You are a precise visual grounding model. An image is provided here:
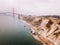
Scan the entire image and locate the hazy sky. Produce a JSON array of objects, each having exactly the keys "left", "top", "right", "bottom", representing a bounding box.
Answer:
[{"left": 0, "top": 0, "right": 60, "bottom": 15}]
